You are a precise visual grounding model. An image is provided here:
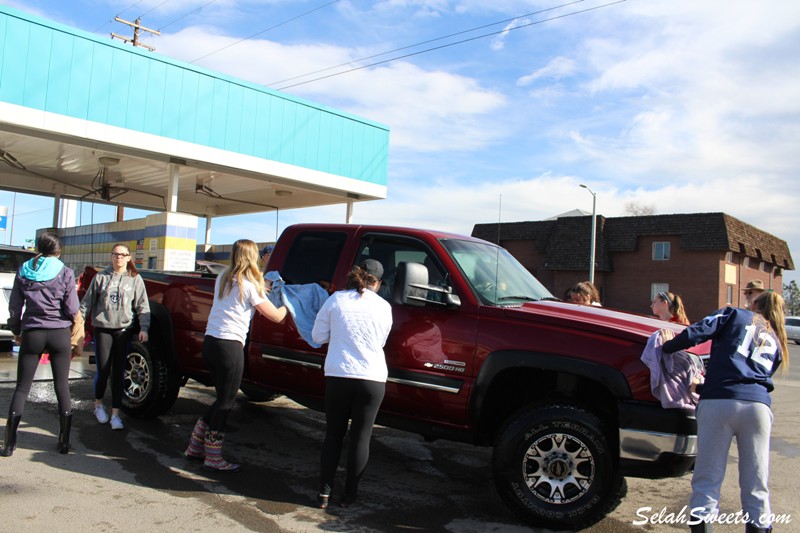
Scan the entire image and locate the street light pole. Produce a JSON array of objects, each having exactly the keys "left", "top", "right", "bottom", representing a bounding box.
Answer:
[{"left": 579, "top": 184, "right": 596, "bottom": 284}]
